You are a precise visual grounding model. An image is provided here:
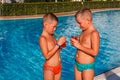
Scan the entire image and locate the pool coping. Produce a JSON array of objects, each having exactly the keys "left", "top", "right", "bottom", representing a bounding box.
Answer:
[
  {"left": 0, "top": 8, "right": 120, "bottom": 20},
  {"left": 94, "top": 67, "right": 120, "bottom": 80}
]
